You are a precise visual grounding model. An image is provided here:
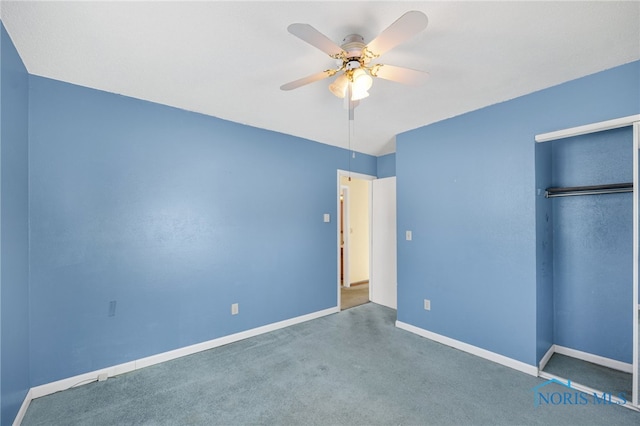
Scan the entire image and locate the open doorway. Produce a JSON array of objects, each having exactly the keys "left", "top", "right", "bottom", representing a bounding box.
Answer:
[{"left": 337, "top": 171, "right": 374, "bottom": 310}]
